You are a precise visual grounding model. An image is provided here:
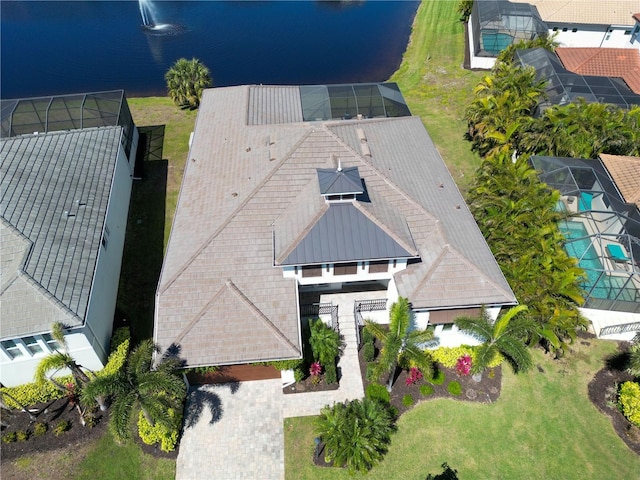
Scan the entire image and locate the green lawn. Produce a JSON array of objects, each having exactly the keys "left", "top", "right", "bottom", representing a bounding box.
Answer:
[
  {"left": 390, "top": 0, "right": 484, "bottom": 189},
  {"left": 73, "top": 431, "right": 176, "bottom": 480},
  {"left": 285, "top": 338, "right": 640, "bottom": 479}
]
